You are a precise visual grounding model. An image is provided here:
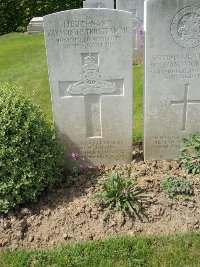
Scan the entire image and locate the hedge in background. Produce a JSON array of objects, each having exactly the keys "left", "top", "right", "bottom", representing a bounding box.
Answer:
[
  {"left": 0, "top": 0, "right": 82, "bottom": 35},
  {"left": 0, "top": 0, "right": 24, "bottom": 35},
  {"left": 0, "top": 83, "right": 64, "bottom": 213}
]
